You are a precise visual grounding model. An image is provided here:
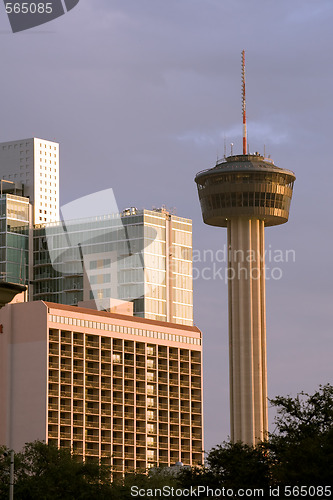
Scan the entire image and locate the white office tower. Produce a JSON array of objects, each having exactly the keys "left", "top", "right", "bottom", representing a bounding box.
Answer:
[{"left": 0, "top": 138, "right": 59, "bottom": 224}]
